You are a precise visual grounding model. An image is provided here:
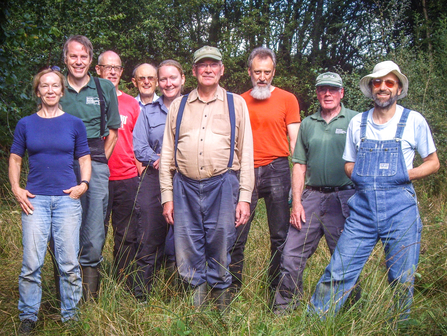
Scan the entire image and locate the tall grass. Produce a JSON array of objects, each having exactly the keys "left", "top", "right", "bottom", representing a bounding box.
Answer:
[{"left": 1, "top": 186, "right": 446, "bottom": 335}]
